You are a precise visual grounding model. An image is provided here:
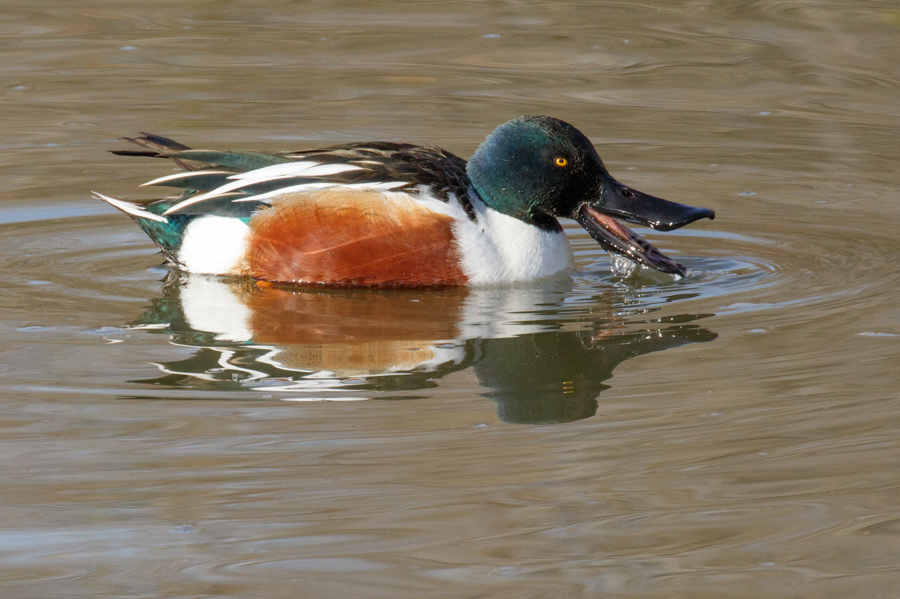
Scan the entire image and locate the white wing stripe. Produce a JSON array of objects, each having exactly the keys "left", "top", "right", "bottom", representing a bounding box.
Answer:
[
  {"left": 168, "top": 161, "right": 367, "bottom": 207},
  {"left": 140, "top": 170, "right": 233, "bottom": 187},
  {"left": 161, "top": 193, "right": 219, "bottom": 215},
  {"left": 232, "top": 182, "right": 338, "bottom": 202},
  {"left": 233, "top": 181, "right": 411, "bottom": 203},
  {"left": 346, "top": 181, "right": 409, "bottom": 190},
  {"left": 227, "top": 161, "right": 363, "bottom": 180},
  {"left": 226, "top": 161, "right": 318, "bottom": 179}
]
